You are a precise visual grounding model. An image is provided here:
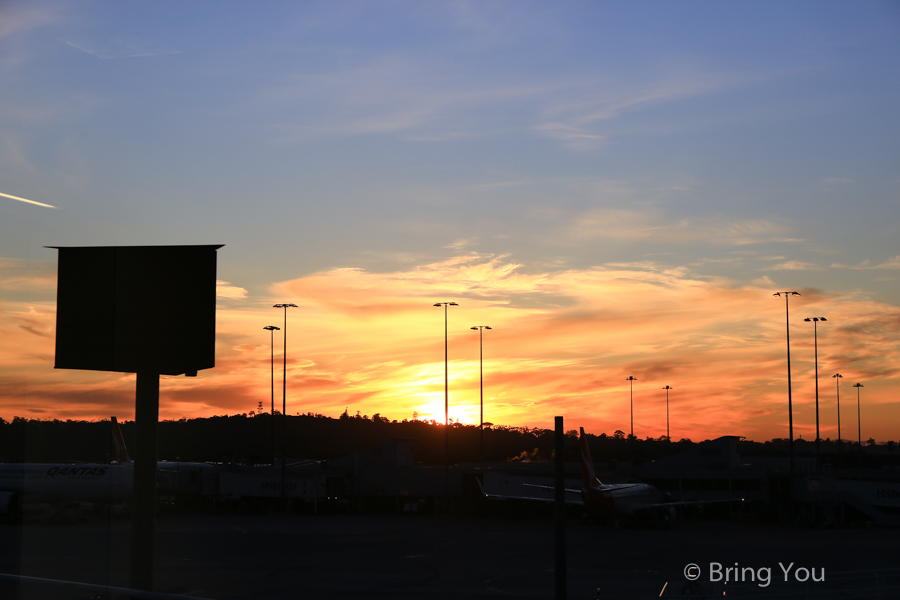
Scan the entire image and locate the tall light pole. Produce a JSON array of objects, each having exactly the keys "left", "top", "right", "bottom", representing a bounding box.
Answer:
[
  {"left": 662, "top": 386, "right": 673, "bottom": 441},
  {"left": 471, "top": 325, "right": 492, "bottom": 464},
  {"left": 434, "top": 301, "right": 458, "bottom": 511},
  {"left": 263, "top": 325, "right": 280, "bottom": 465},
  {"left": 853, "top": 382, "right": 864, "bottom": 466},
  {"left": 626, "top": 376, "right": 637, "bottom": 460},
  {"left": 833, "top": 373, "right": 843, "bottom": 463},
  {"left": 774, "top": 291, "right": 800, "bottom": 491},
  {"left": 804, "top": 317, "right": 827, "bottom": 460},
  {"left": 273, "top": 303, "right": 297, "bottom": 506}
]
